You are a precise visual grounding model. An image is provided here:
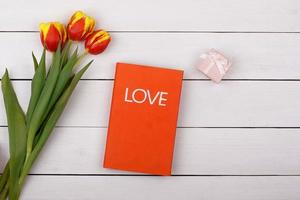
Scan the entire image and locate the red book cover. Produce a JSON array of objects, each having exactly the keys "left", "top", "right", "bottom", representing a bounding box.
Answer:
[{"left": 103, "top": 63, "right": 184, "bottom": 175}]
